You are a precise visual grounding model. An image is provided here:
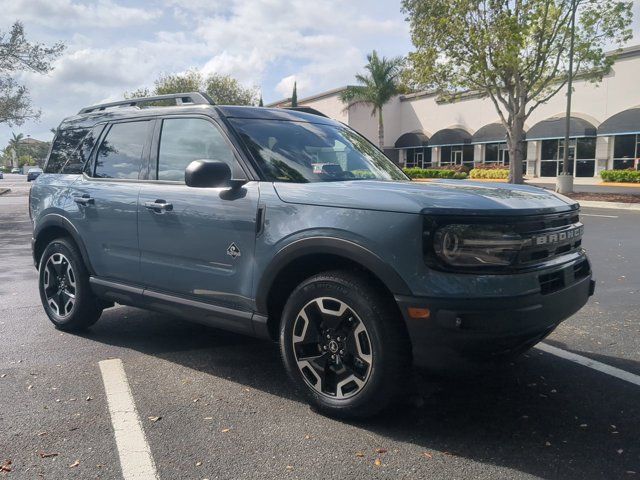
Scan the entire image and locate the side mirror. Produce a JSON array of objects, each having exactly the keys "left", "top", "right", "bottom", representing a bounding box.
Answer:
[{"left": 185, "top": 160, "right": 231, "bottom": 188}]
